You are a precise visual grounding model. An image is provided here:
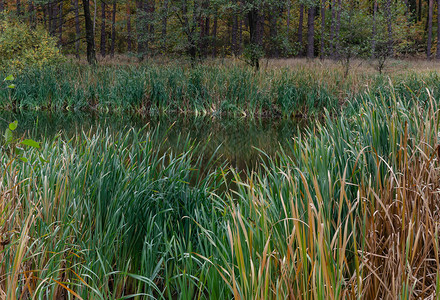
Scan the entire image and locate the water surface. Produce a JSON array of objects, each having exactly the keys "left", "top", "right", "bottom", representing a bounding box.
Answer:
[{"left": 0, "top": 112, "right": 303, "bottom": 170}]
